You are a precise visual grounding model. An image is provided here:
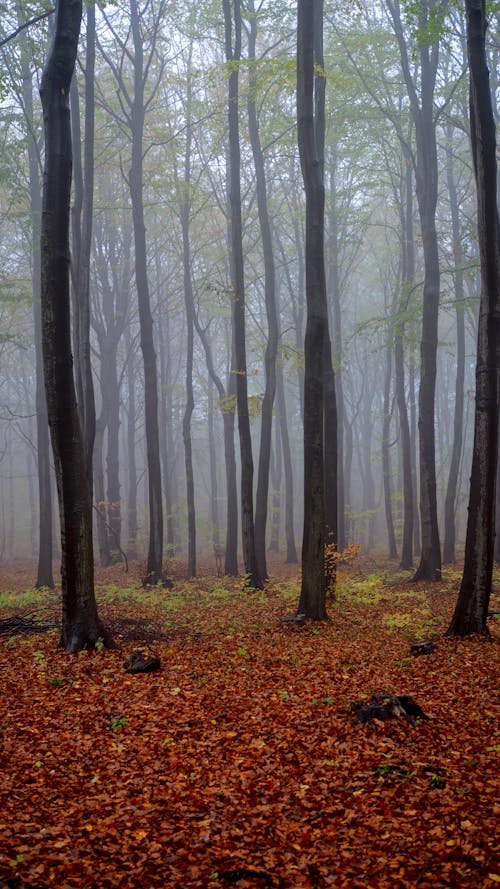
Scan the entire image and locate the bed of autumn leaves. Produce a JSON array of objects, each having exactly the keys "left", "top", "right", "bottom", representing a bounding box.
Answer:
[{"left": 0, "top": 555, "right": 499, "bottom": 889}]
